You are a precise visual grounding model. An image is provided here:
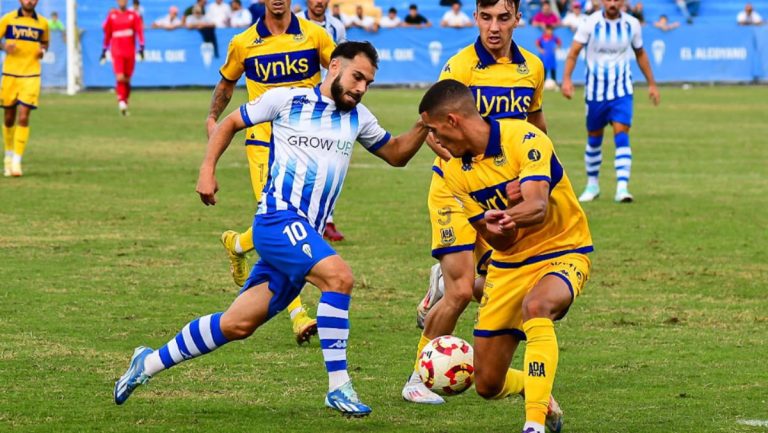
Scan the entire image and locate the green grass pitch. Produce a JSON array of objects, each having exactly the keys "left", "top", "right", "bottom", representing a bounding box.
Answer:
[{"left": 0, "top": 85, "right": 766, "bottom": 432}]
